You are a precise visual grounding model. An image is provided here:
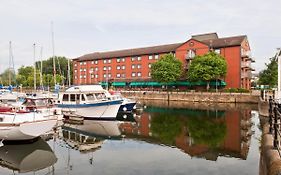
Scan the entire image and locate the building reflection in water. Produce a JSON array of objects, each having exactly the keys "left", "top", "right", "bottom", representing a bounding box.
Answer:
[
  {"left": 0, "top": 138, "right": 57, "bottom": 174},
  {"left": 119, "top": 100, "right": 253, "bottom": 161}
]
